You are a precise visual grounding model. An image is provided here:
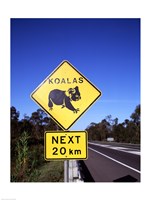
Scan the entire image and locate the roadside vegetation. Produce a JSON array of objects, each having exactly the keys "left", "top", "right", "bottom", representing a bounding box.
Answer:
[{"left": 11, "top": 107, "right": 64, "bottom": 182}]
